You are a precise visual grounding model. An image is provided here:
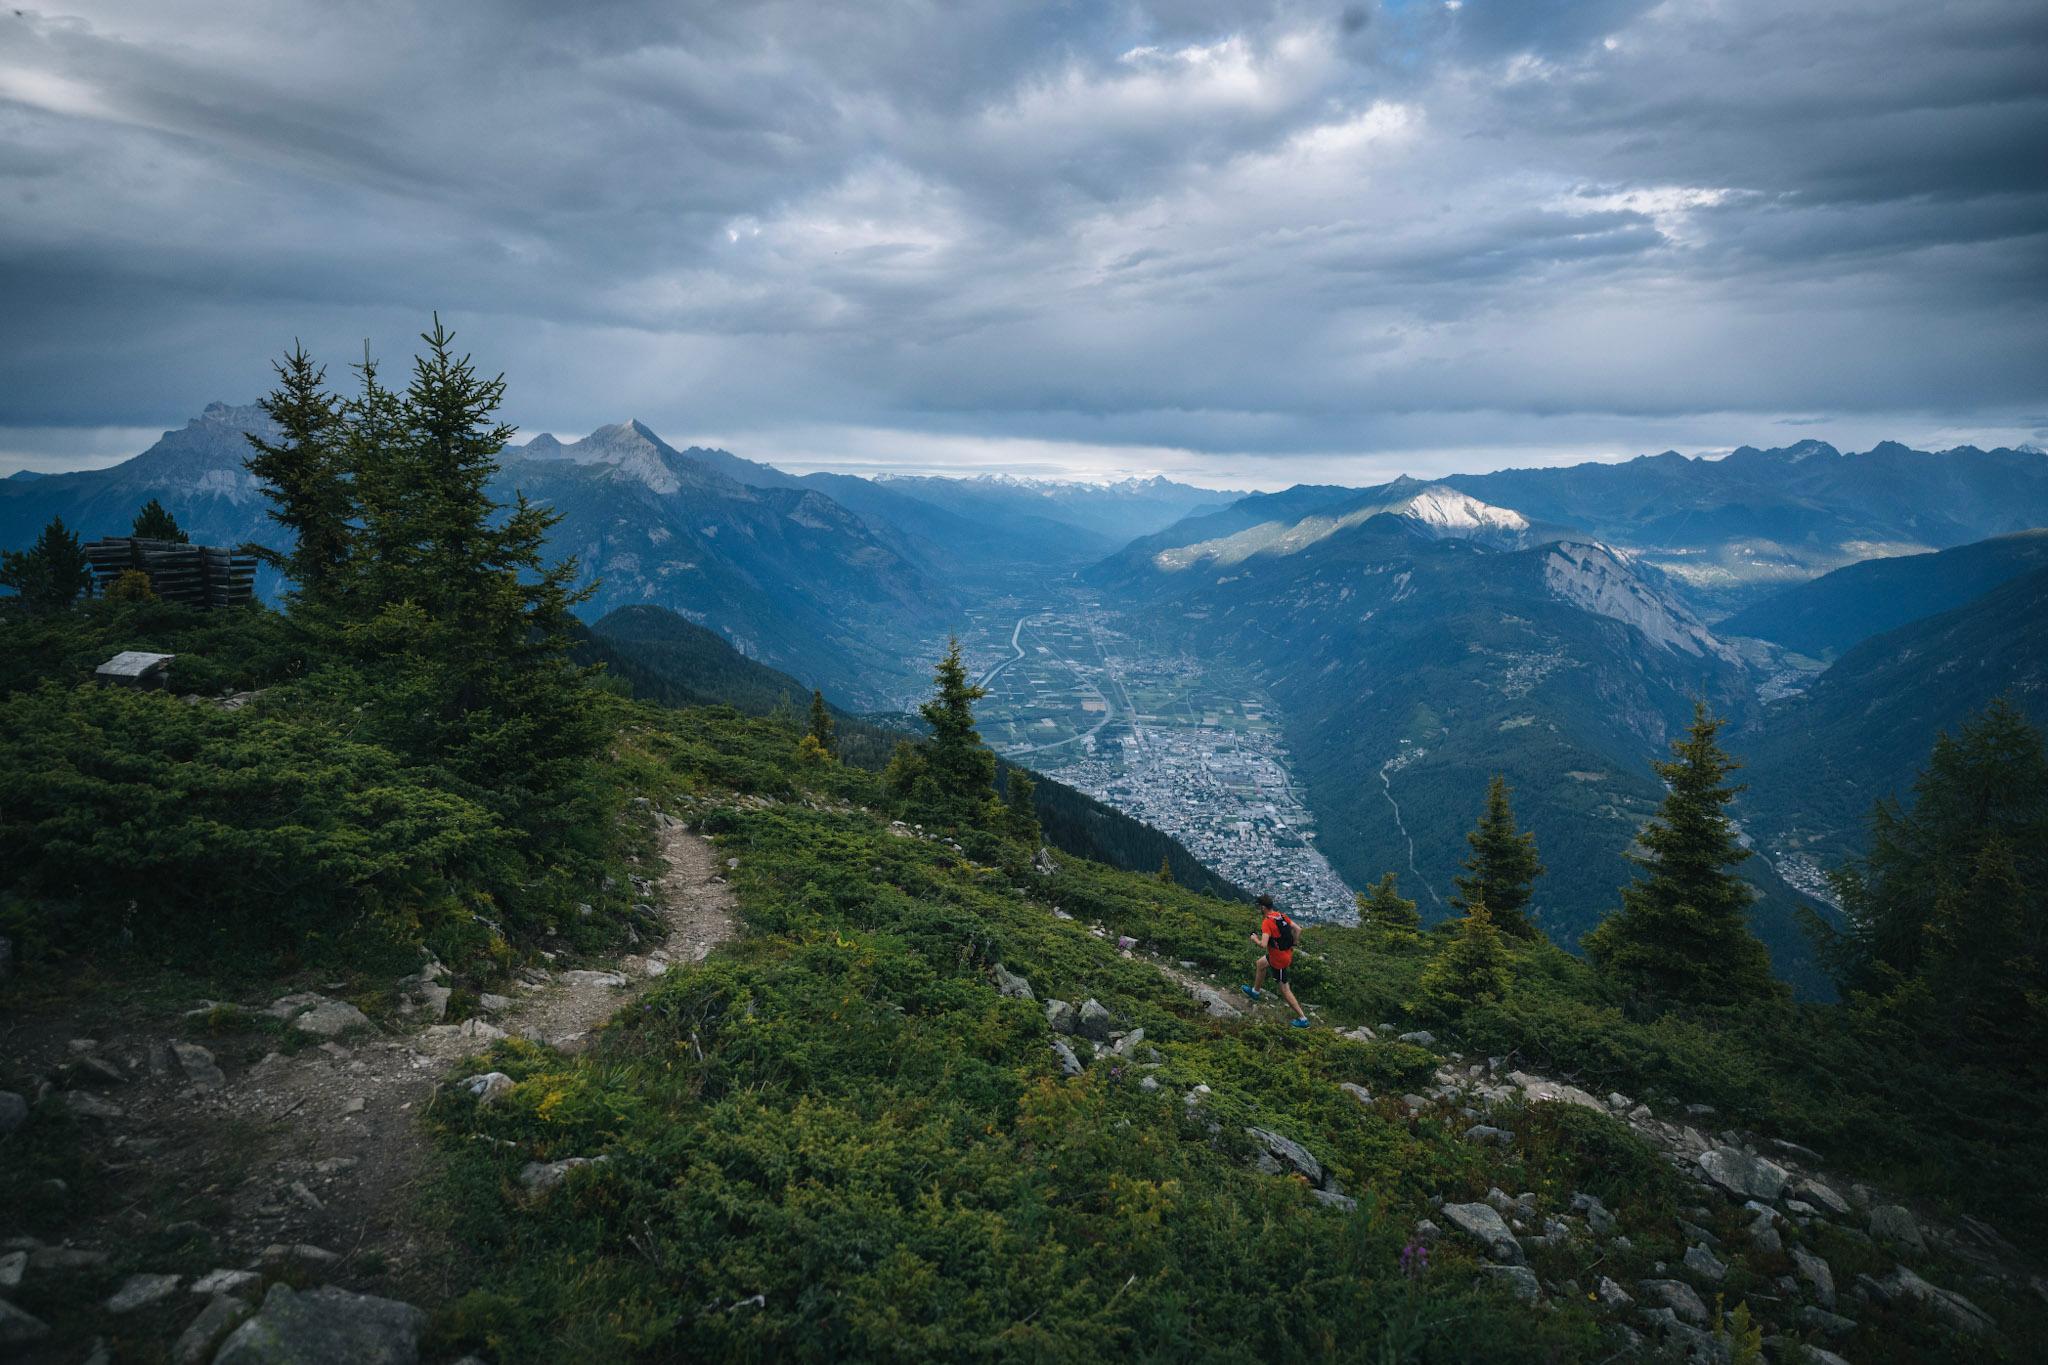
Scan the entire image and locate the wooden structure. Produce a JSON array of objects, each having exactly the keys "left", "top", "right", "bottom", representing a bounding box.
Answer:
[{"left": 82, "top": 536, "right": 257, "bottom": 609}]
